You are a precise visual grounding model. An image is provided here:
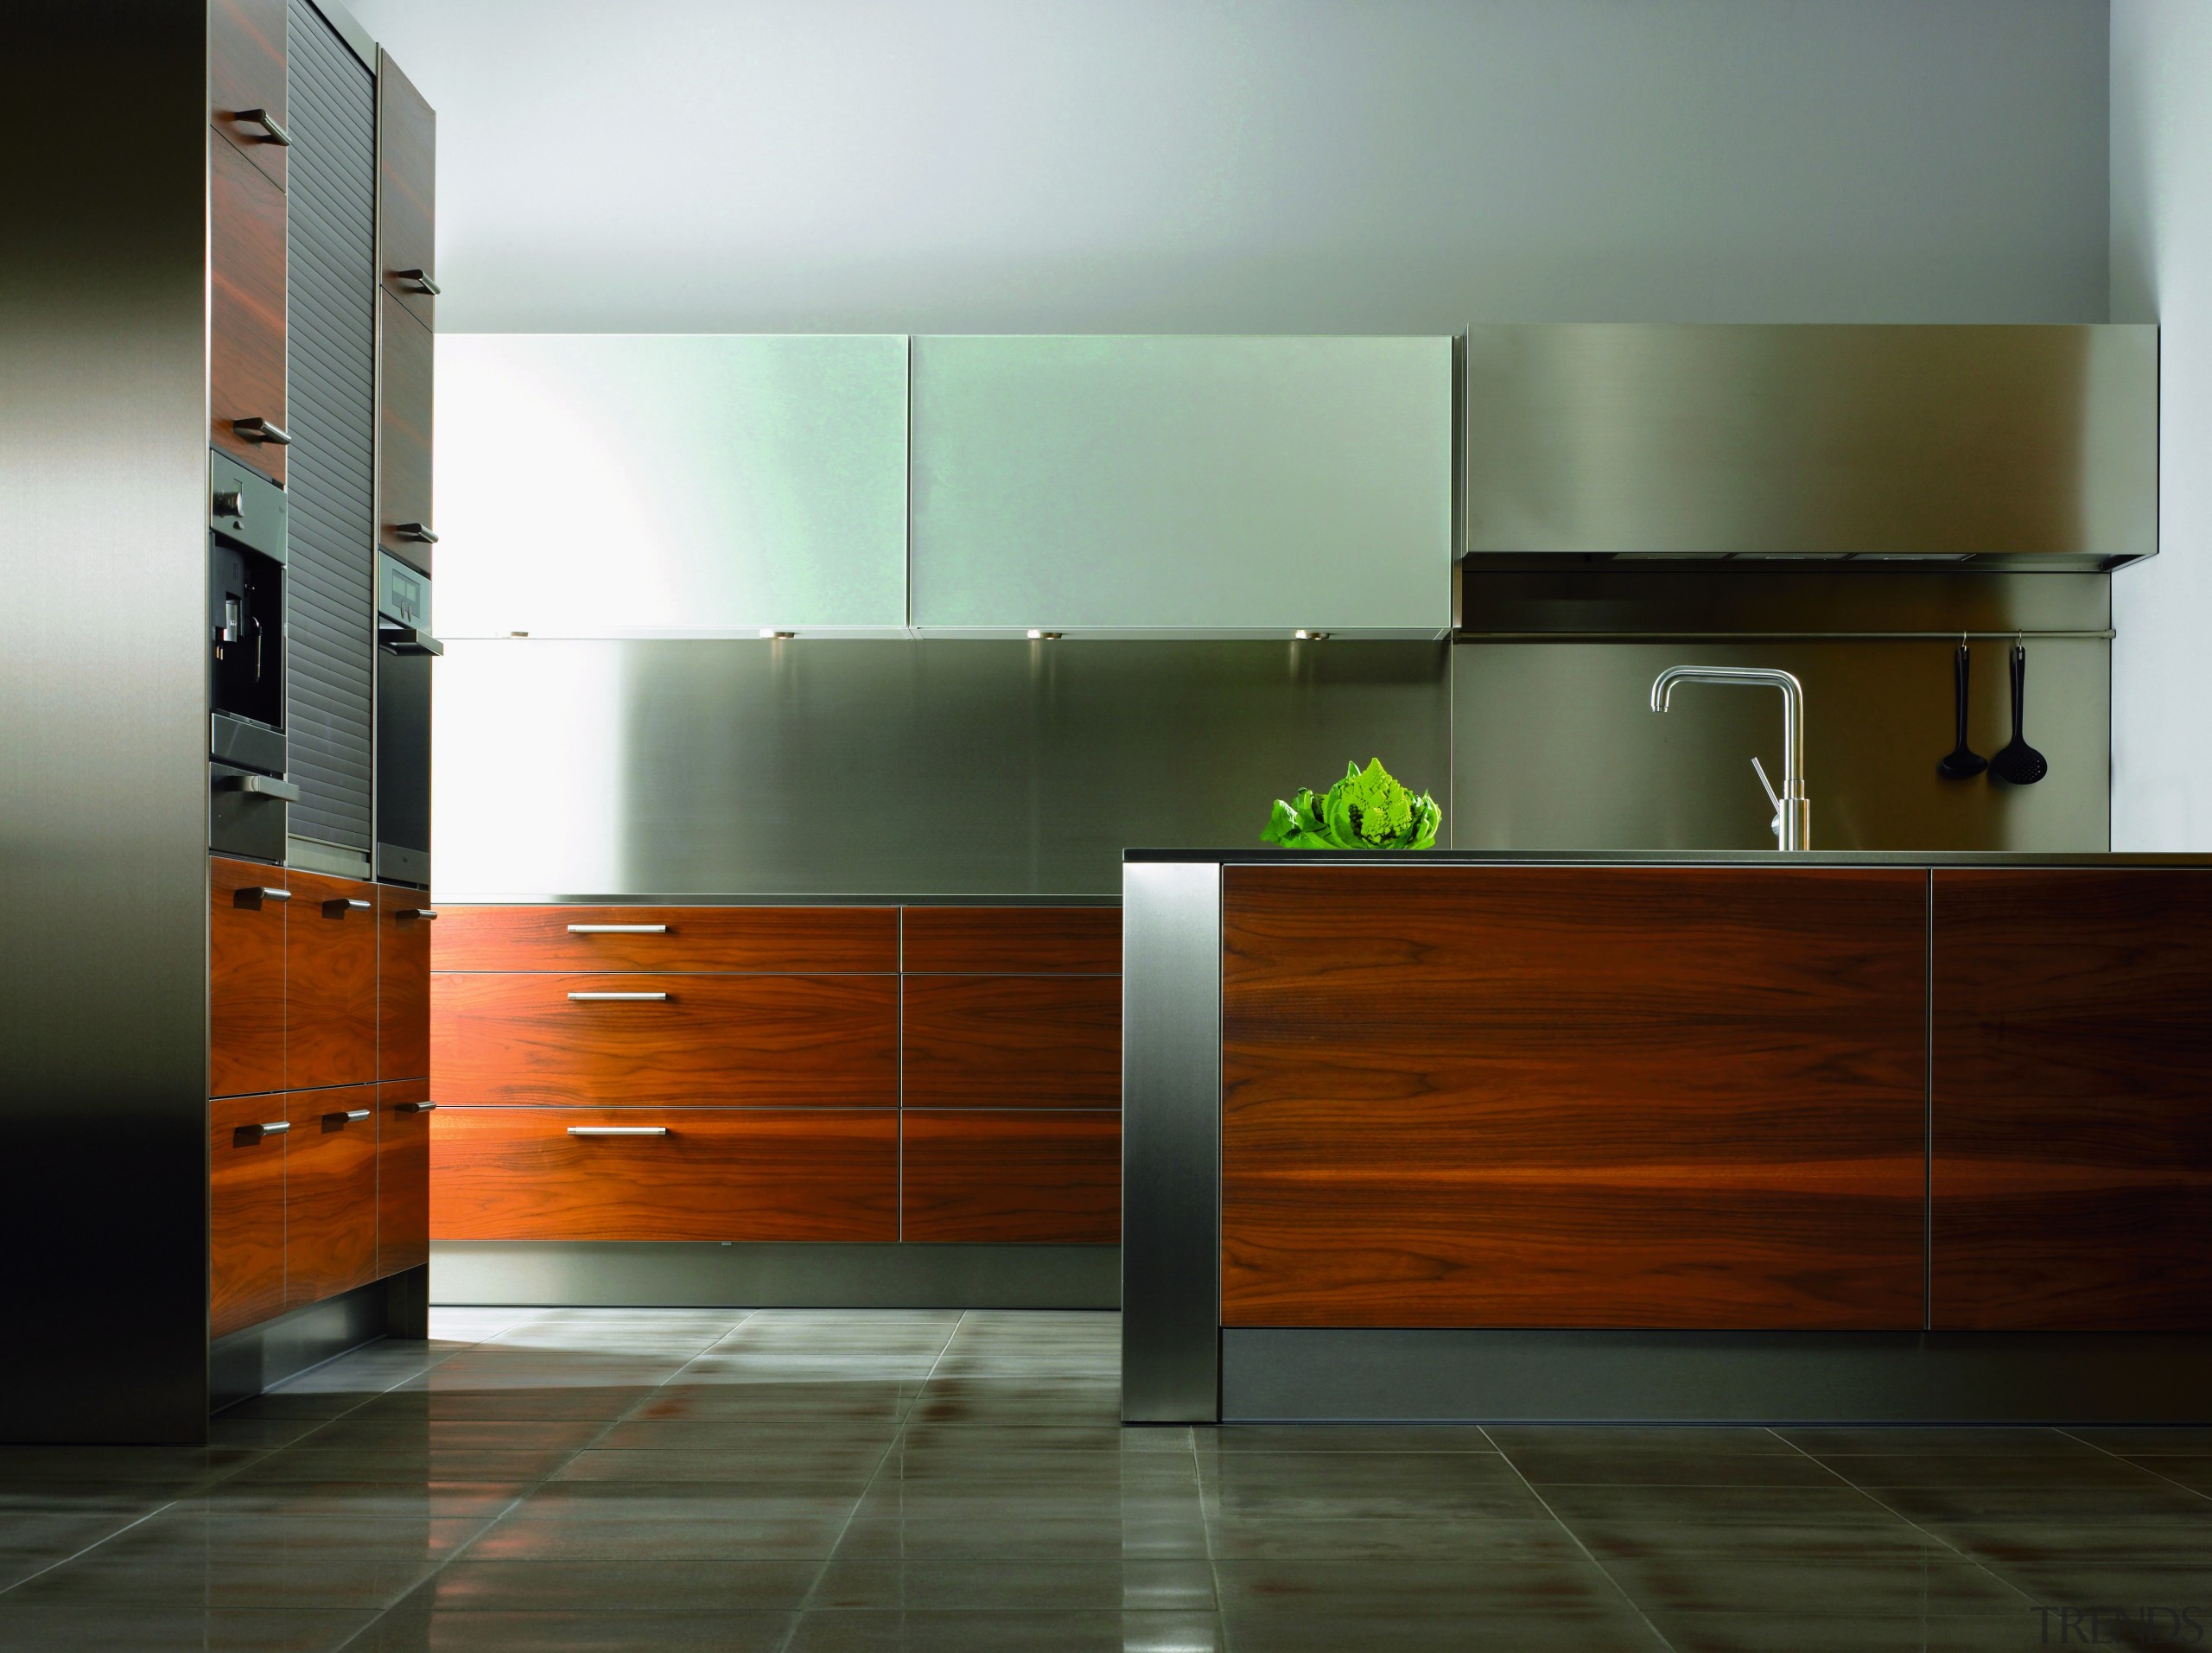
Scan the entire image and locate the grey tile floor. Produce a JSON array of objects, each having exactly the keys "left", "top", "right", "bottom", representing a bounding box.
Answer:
[{"left": 1, "top": 1310, "right": 2209, "bottom": 1650}]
